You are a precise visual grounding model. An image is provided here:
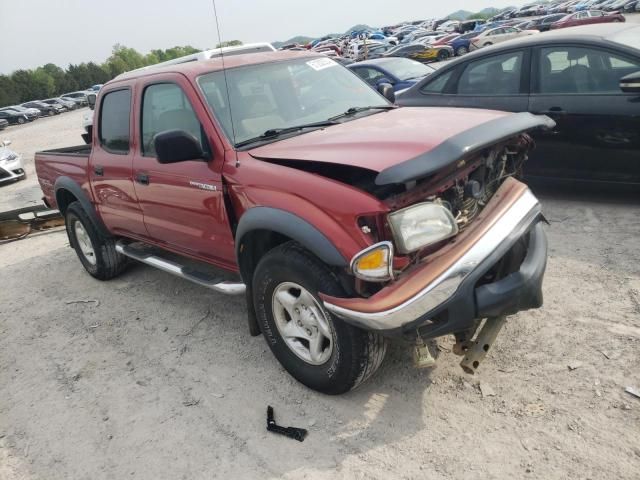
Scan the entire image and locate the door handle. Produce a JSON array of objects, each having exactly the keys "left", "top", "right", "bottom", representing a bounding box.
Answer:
[
  {"left": 541, "top": 107, "right": 566, "bottom": 116},
  {"left": 94, "top": 165, "right": 104, "bottom": 176},
  {"left": 135, "top": 173, "right": 149, "bottom": 185}
]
